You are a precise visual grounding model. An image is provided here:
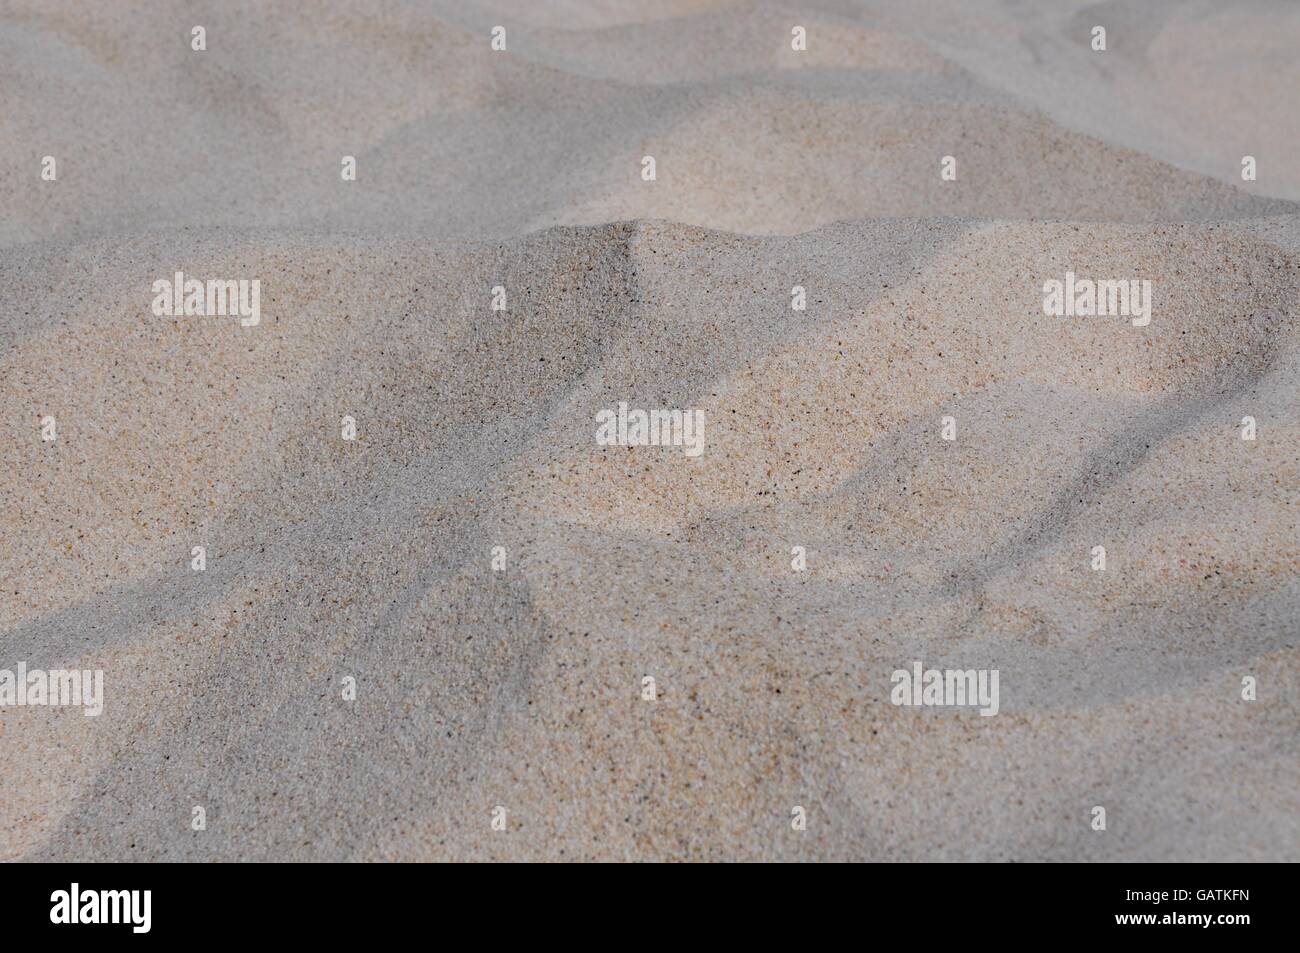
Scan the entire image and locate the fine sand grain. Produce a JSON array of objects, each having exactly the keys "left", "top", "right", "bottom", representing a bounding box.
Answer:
[{"left": 1, "top": 0, "right": 1297, "bottom": 861}]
